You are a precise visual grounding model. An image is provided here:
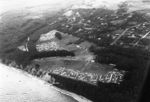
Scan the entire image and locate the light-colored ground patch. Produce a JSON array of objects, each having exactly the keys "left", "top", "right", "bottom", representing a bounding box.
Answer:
[{"left": 0, "top": 63, "right": 91, "bottom": 102}]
